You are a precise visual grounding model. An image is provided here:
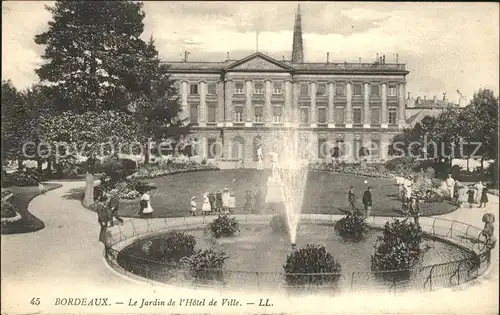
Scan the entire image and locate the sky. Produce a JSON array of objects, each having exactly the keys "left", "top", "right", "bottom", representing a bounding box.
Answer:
[{"left": 2, "top": 1, "right": 499, "bottom": 103}]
